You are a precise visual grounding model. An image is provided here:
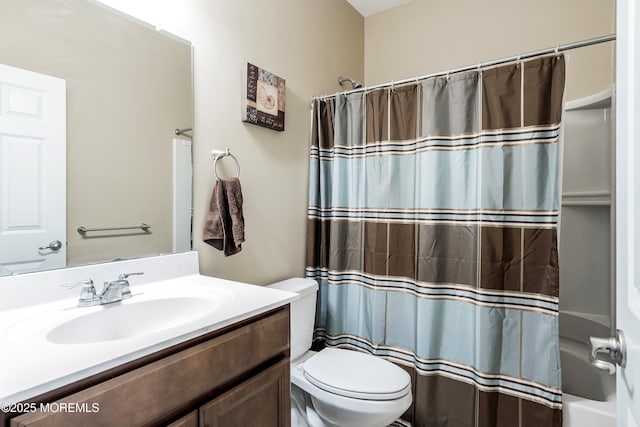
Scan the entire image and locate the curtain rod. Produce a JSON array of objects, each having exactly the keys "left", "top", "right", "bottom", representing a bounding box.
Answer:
[{"left": 312, "top": 34, "right": 616, "bottom": 101}]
